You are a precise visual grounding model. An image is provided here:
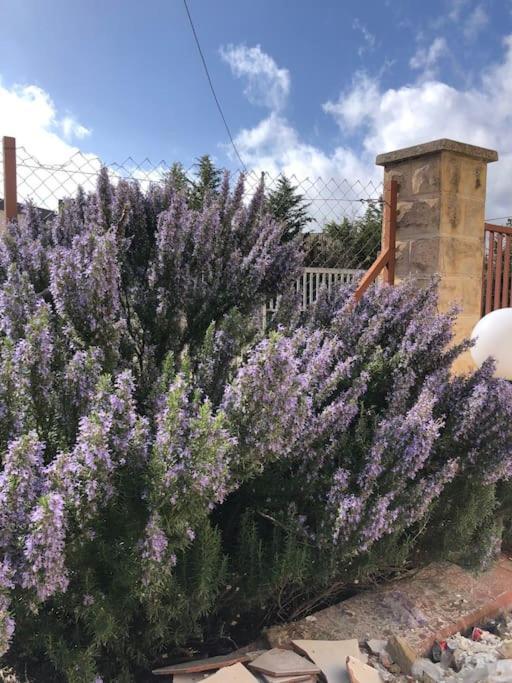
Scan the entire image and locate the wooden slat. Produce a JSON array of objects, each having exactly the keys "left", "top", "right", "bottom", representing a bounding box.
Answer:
[
  {"left": 484, "top": 230, "right": 495, "bottom": 315},
  {"left": 485, "top": 222, "right": 512, "bottom": 236},
  {"left": 384, "top": 179, "right": 398, "bottom": 285},
  {"left": 502, "top": 235, "right": 511, "bottom": 308},
  {"left": 3, "top": 136, "right": 17, "bottom": 222},
  {"left": 354, "top": 248, "right": 390, "bottom": 302},
  {"left": 494, "top": 232, "right": 503, "bottom": 310}
]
